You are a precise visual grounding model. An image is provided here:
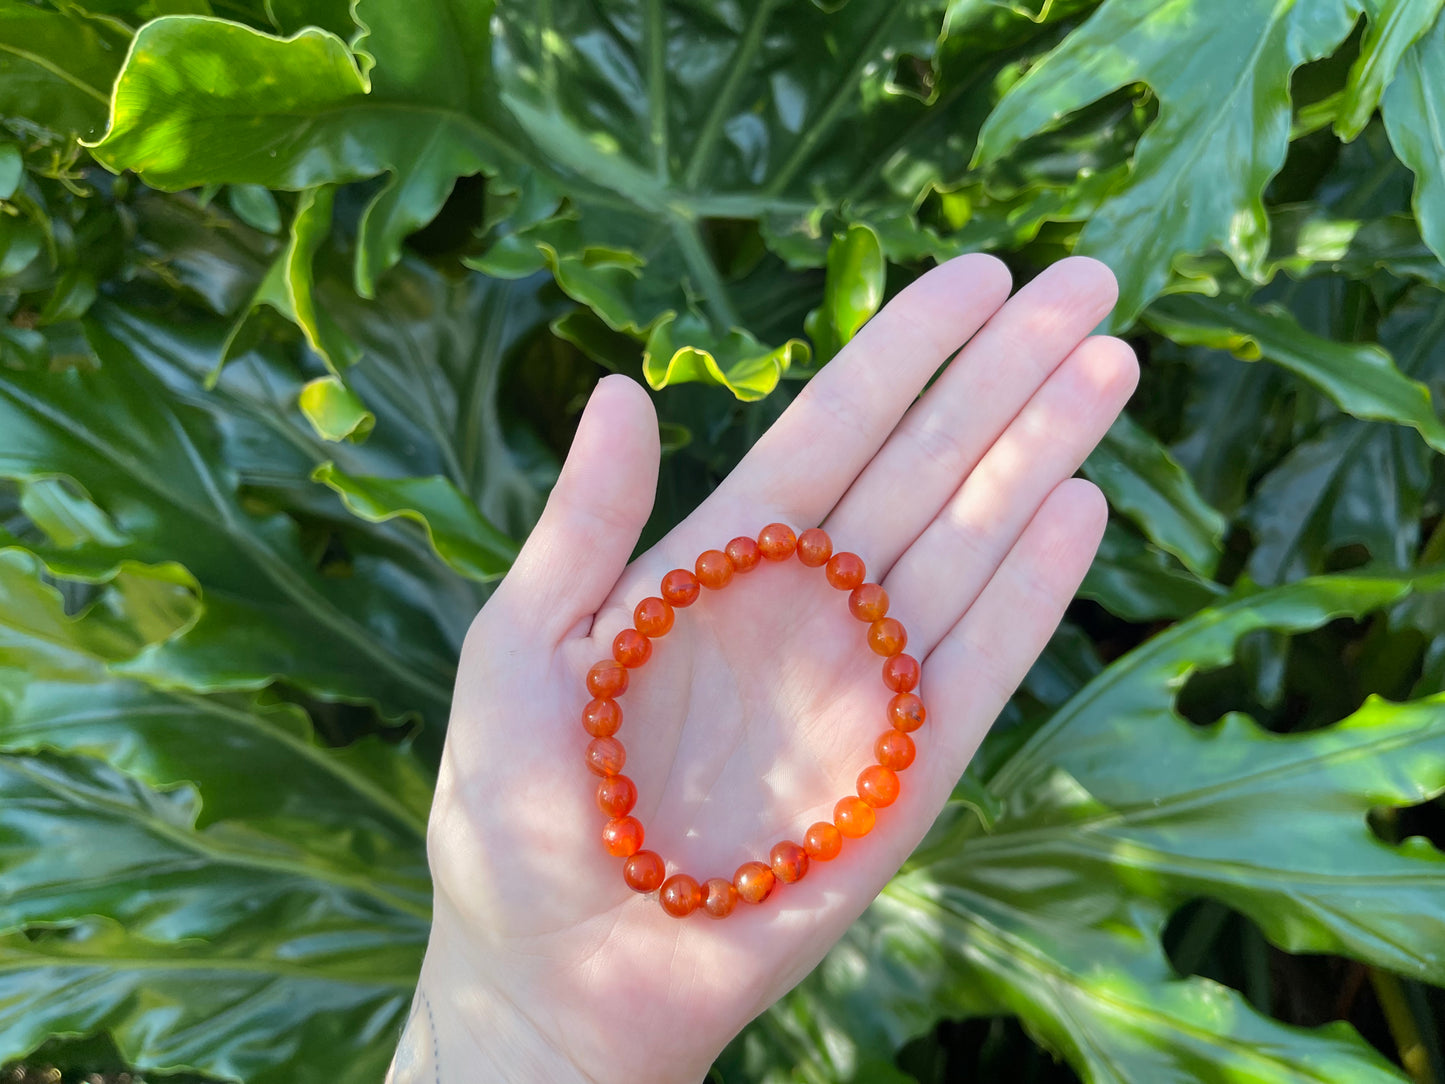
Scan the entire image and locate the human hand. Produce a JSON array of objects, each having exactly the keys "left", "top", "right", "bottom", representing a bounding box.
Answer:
[{"left": 389, "top": 256, "right": 1136, "bottom": 1083}]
